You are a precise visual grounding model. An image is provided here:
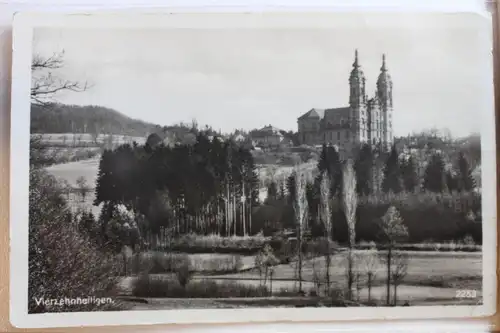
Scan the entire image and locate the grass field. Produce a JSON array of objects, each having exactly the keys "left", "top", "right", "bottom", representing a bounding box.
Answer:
[
  {"left": 117, "top": 249, "right": 482, "bottom": 308},
  {"left": 203, "top": 250, "right": 482, "bottom": 289}
]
